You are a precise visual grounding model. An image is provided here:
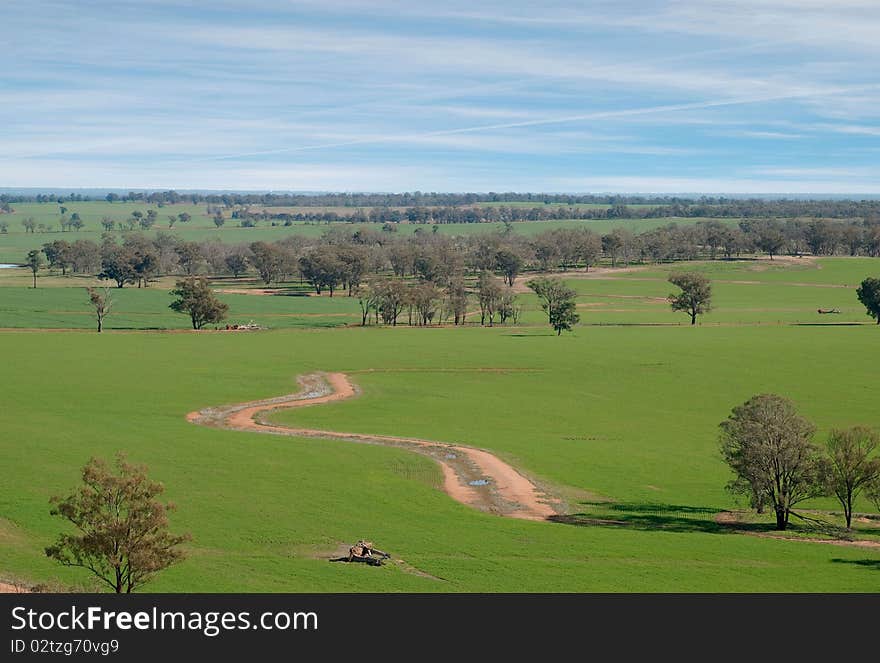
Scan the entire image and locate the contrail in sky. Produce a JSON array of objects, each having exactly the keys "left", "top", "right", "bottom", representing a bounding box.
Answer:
[{"left": 195, "top": 83, "right": 880, "bottom": 162}]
